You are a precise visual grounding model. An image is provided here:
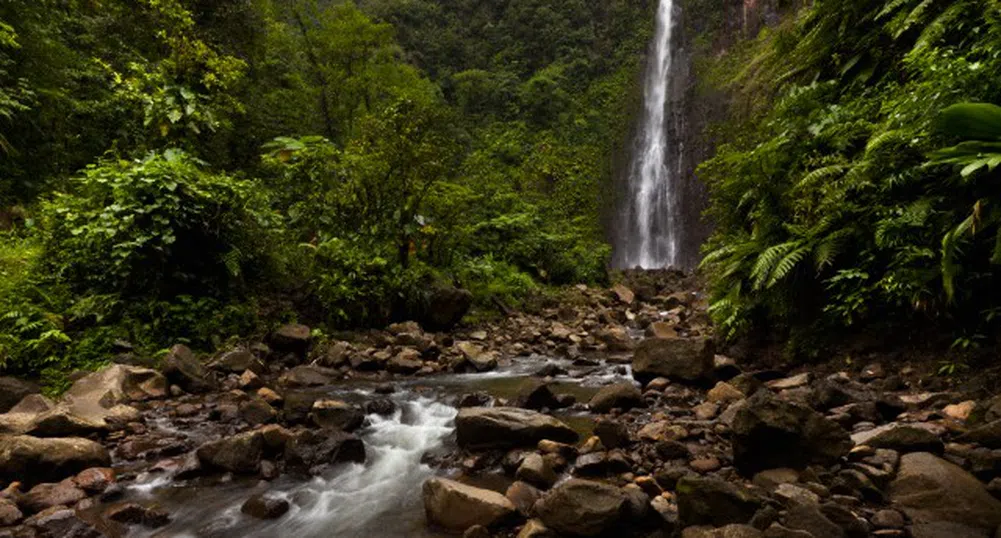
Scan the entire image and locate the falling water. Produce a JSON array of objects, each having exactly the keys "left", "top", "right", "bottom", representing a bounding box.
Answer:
[{"left": 616, "top": 0, "right": 681, "bottom": 269}]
